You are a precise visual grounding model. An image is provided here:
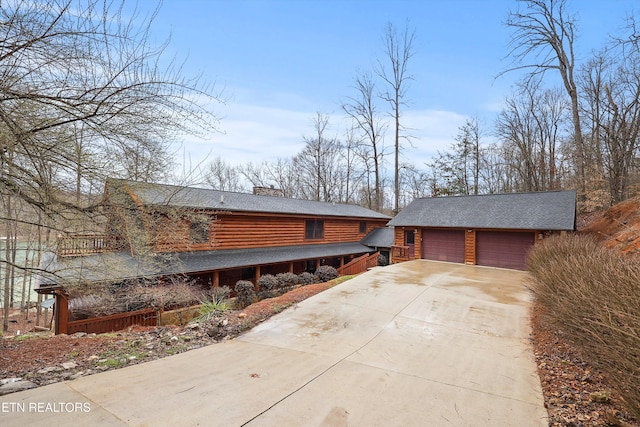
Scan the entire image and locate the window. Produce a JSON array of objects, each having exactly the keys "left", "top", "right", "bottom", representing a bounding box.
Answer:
[
  {"left": 405, "top": 230, "right": 415, "bottom": 245},
  {"left": 359, "top": 221, "right": 367, "bottom": 233},
  {"left": 190, "top": 217, "right": 209, "bottom": 244},
  {"left": 305, "top": 219, "right": 324, "bottom": 240}
]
